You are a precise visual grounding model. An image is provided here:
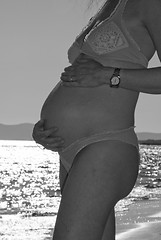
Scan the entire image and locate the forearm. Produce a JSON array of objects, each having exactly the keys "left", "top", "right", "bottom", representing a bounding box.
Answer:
[
  {"left": 120, "top": 67, "right": 161, "bottom": 94},
  {"left": 103, "top": 67, "right": 161, "bottom": 94}
]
